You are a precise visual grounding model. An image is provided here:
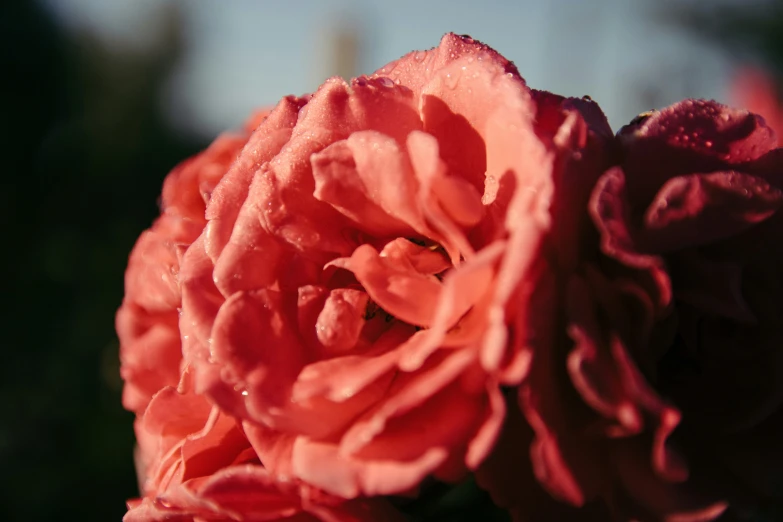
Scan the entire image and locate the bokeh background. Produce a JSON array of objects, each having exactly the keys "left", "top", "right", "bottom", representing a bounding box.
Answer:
[{"left": 3, "top": 0, "right": 782, "bottom": 520}]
